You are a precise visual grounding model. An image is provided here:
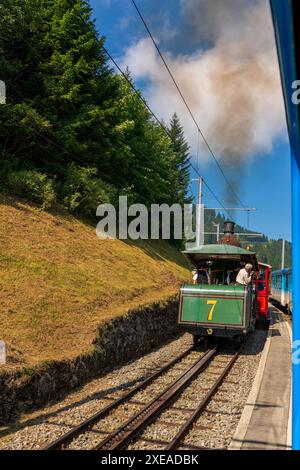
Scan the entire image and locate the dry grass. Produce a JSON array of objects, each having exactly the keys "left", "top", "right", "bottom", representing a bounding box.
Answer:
[{"left": 0, "top": 195, "right": 189, "bottom": 368}]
